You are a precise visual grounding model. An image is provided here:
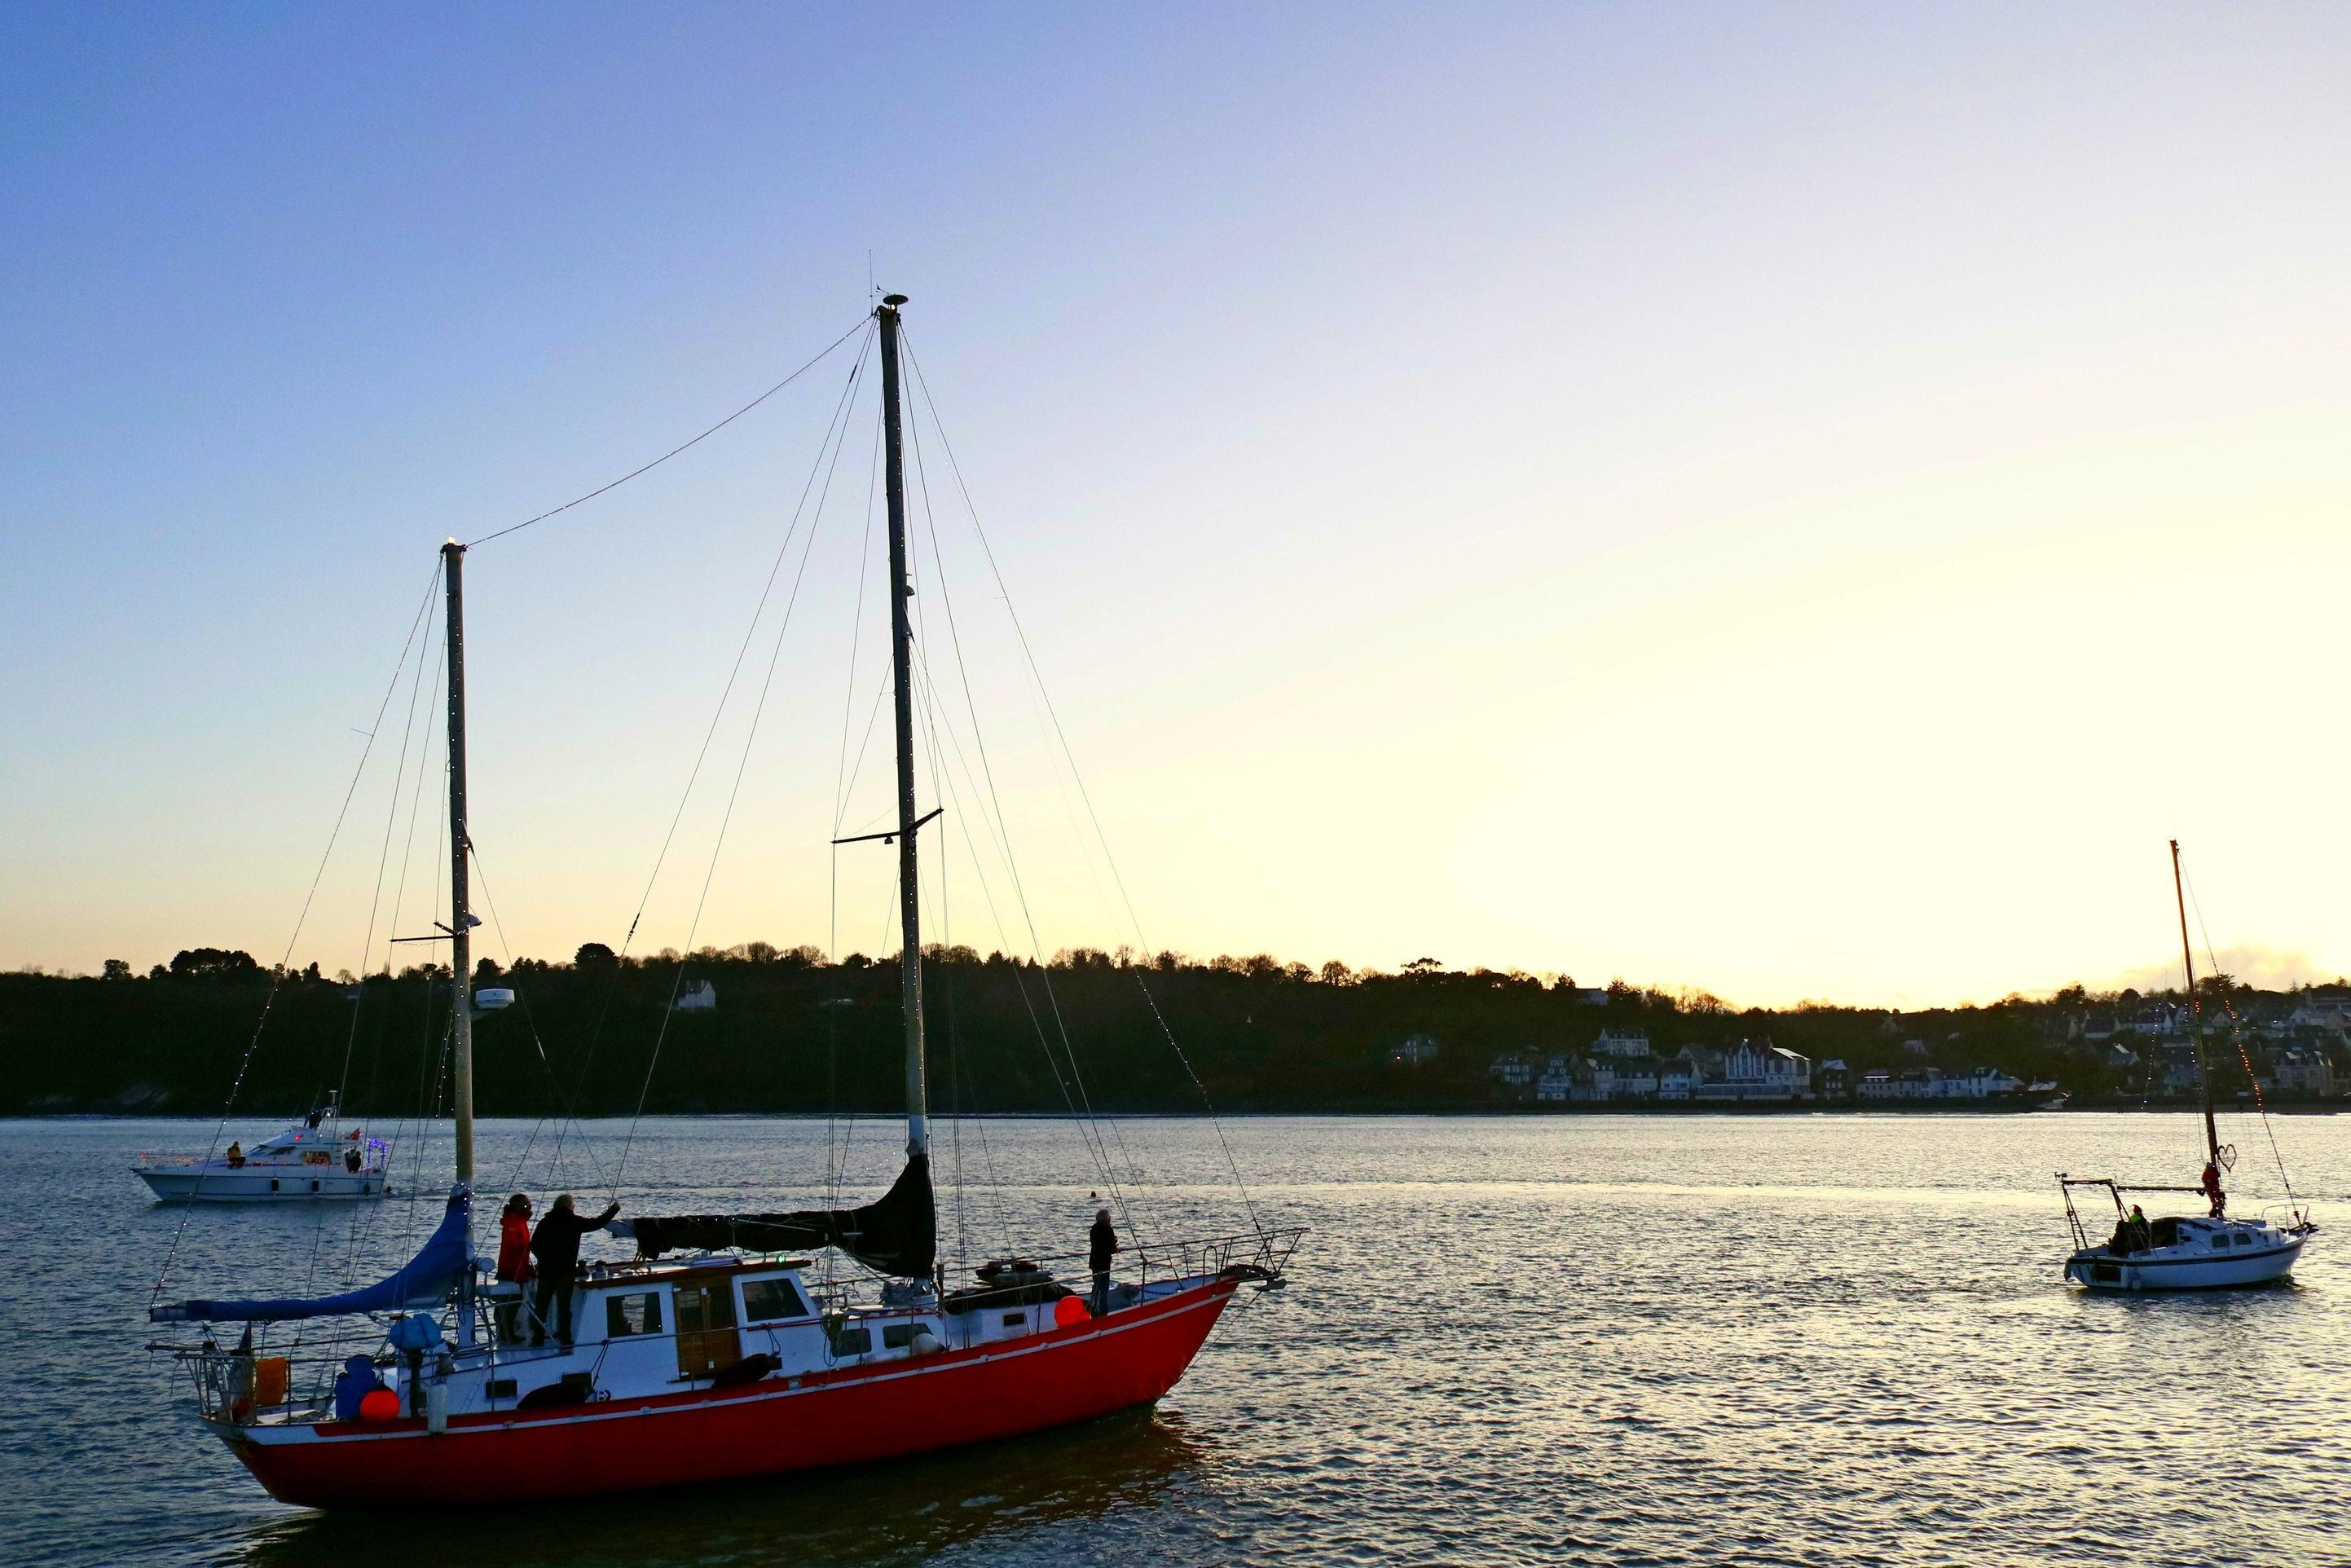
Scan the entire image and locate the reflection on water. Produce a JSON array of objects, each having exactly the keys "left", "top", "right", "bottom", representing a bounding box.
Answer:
[
  {"left": 10, "top": 1112, "right": 2351, "bottom": 1567},
  {"left": 231, "top": 1409, "right": 1210, "bottom": 1568}
]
